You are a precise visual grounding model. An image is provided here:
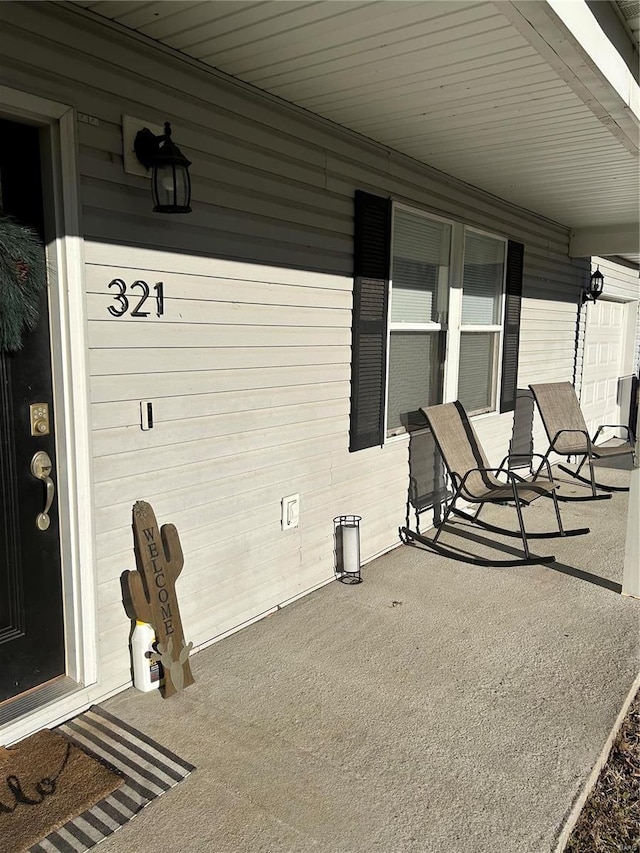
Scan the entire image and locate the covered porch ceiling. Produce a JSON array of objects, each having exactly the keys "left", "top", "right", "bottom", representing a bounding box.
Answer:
[{"left": 69, "top": 0, "right": 639, "bottom": 261}]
